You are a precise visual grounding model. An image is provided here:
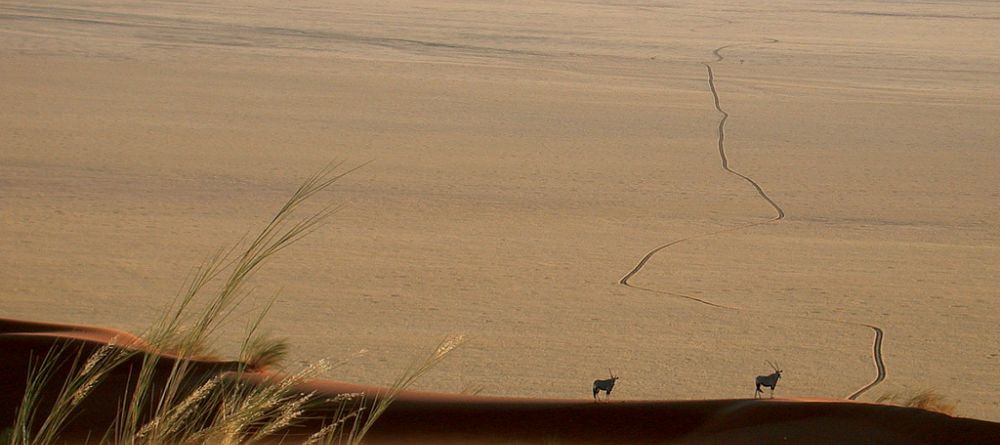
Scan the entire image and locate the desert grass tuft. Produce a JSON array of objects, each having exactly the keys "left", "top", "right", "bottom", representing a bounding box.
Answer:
[
  {"left": 6, "top": 162, "right": 461, "bottom": 445},
  {"left": 200, "top": 360, "right": 331, "bottom": 445},
  {"left": 109, "top": 161, "right": 363, "bottom": 444},
  {"left": 243, "top": 336, "right": 291, "bottom": 371},
  {"left": 240, "top": 299, "right": 290, "bottom": 370},
  {"left": 876, "top": 390, "right": 957, "bottom": 416},
  {"left": 11, "top": 342, "right": 134, "bottom": 445}
]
